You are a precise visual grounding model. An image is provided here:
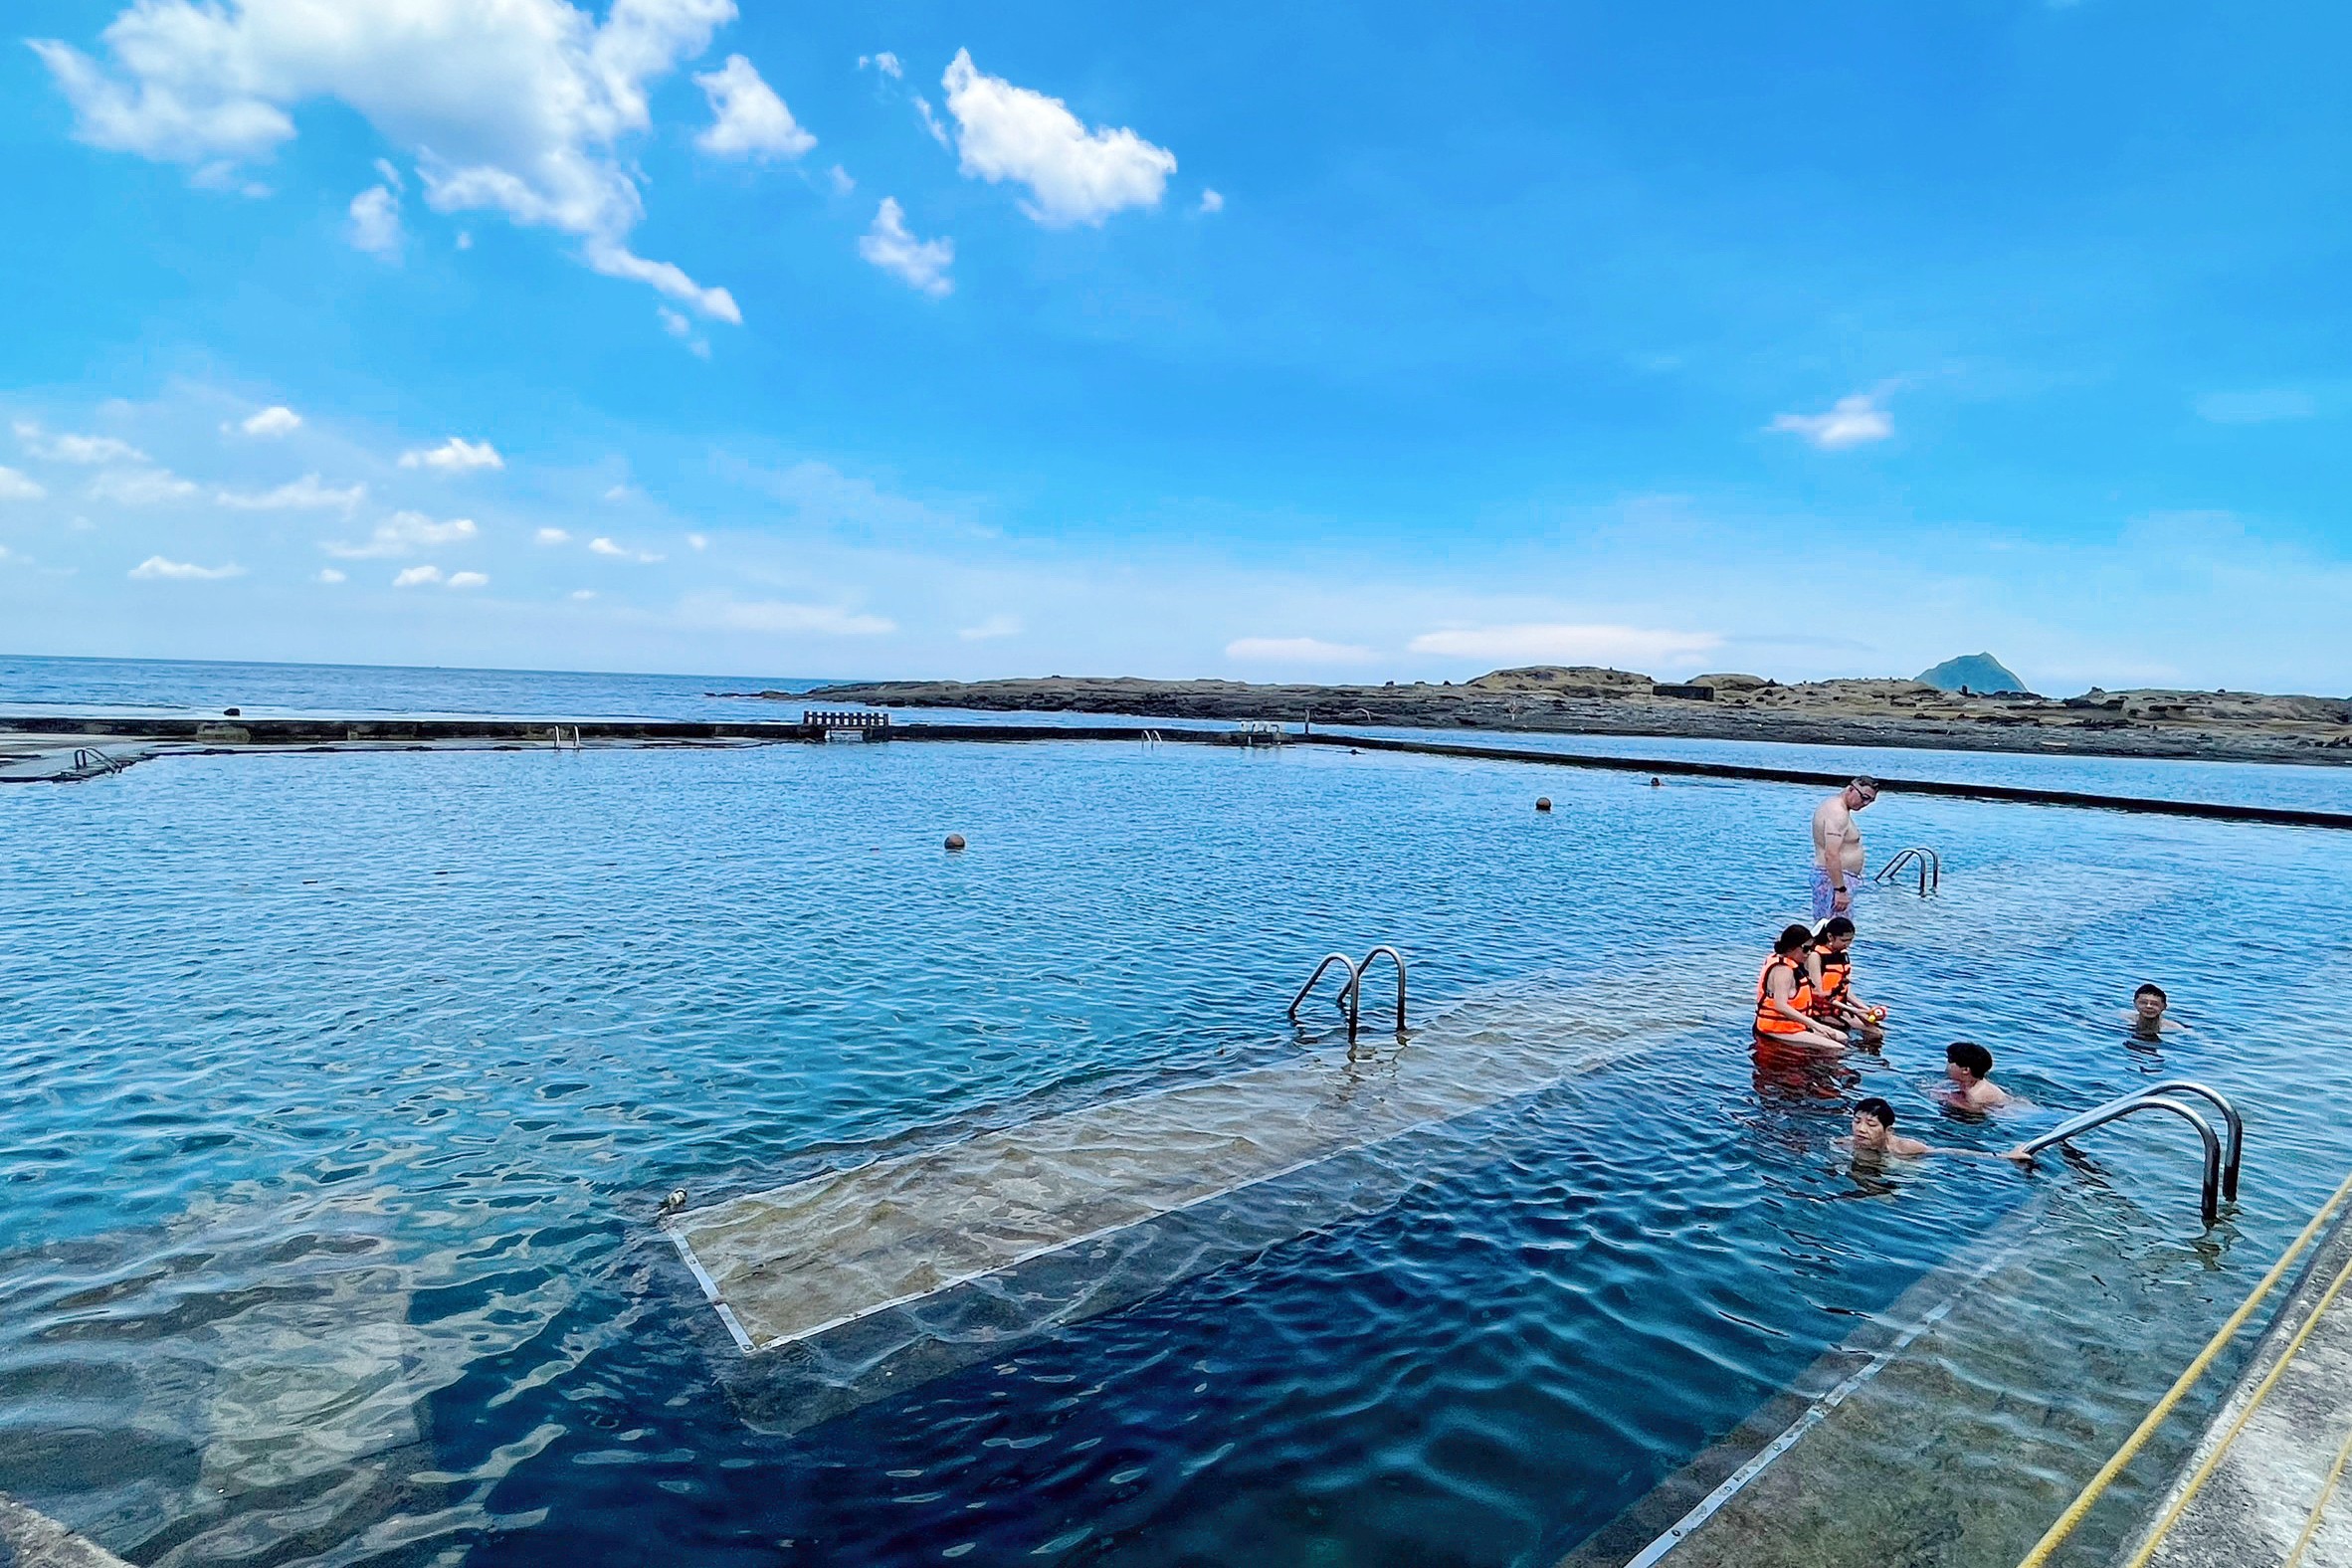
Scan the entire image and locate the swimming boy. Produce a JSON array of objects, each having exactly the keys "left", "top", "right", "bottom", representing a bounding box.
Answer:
[
  {"left": 1756, "top": 924, "right": 1852, "bottom": 1051},
  {"left": 1847, "top": 1096, "right": 1934, "bottom": 1157},
  {"left": 2127, "top": 984, "right": 2190, "bottom": 1039},
  {"left": 1942, "top": 1041, "right": 2010, "bottom": 1110},
  {"left": 1848, "top": 1096, "right": 2032, "bottom": 1163},
  {"left": 1806, "top": 917, "right": 1885, "bottom": 1045}
]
